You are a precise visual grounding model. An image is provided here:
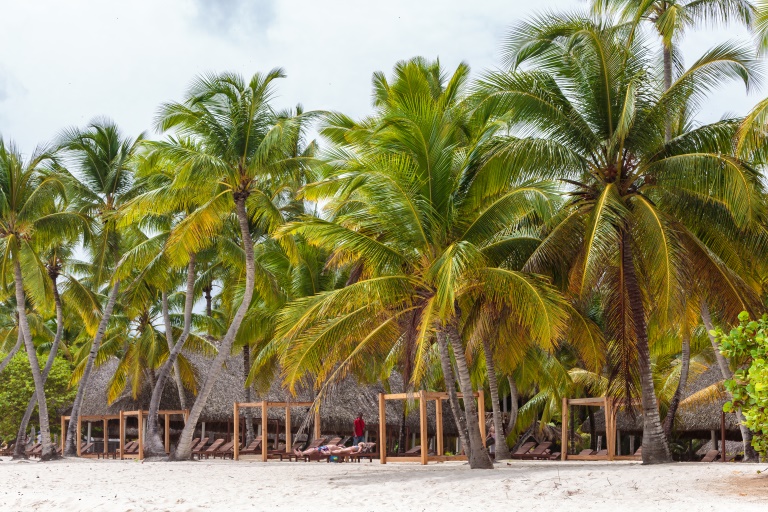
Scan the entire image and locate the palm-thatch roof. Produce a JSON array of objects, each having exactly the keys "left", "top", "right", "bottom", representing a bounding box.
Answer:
[{"left": 76, "top": 352, "right": 461, "bottom": 436}]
